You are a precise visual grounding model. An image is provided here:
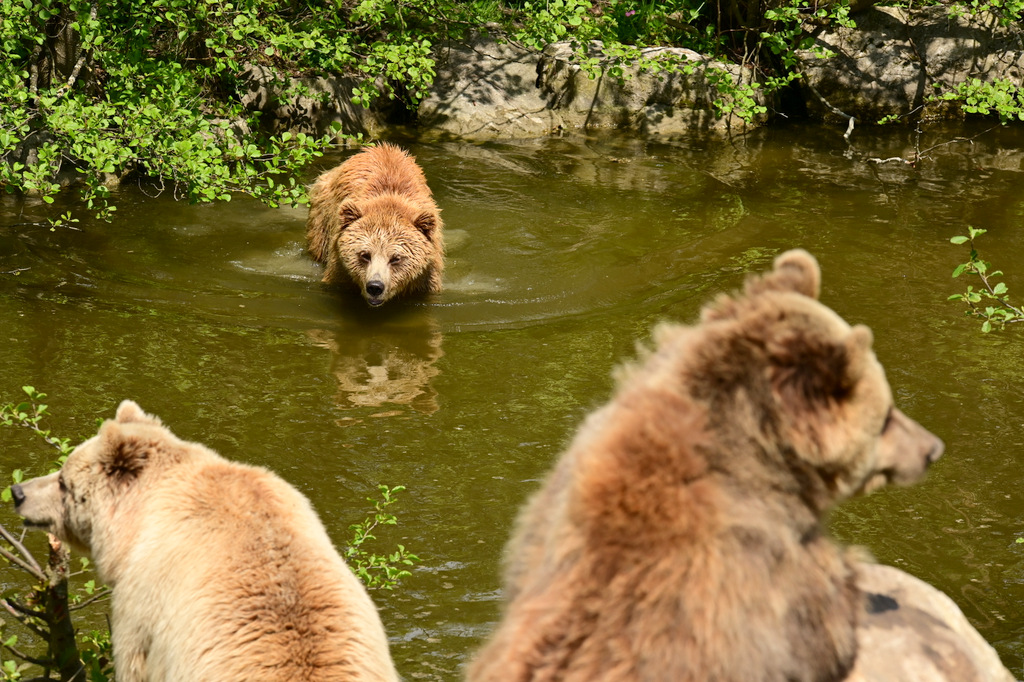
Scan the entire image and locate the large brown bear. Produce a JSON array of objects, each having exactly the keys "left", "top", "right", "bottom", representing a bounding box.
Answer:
[
  {"left": 306, "top": 143, "right": 444, "bottom": 307},
  {"left": 12, "top": 401, "right": 400, "bottom": 682},
  {"left": 467, "top": 250, "right": 947, "bottom": 682}
]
